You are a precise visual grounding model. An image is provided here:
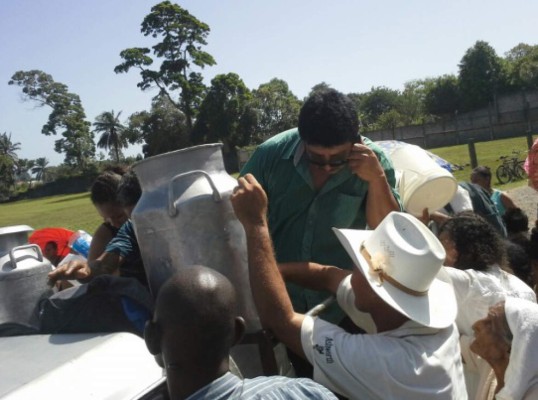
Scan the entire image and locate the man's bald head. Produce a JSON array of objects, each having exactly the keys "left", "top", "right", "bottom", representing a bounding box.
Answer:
[
  {"left": 149, "top": 266, "right": 244, "bottom": 366},
  {"left": 156, "top": 265, "right": 238, "bottom": 326}
]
